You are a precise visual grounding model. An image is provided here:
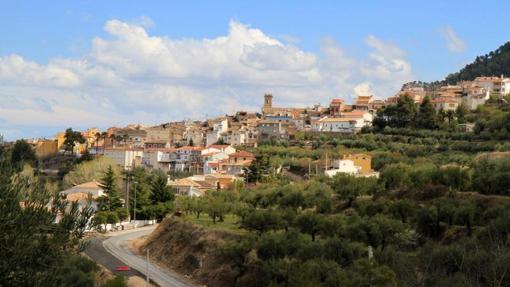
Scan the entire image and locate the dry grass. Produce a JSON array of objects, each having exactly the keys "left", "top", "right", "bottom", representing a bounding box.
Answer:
[{"left": 183, "top": 213, "right": 245, "bottom": 234}]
